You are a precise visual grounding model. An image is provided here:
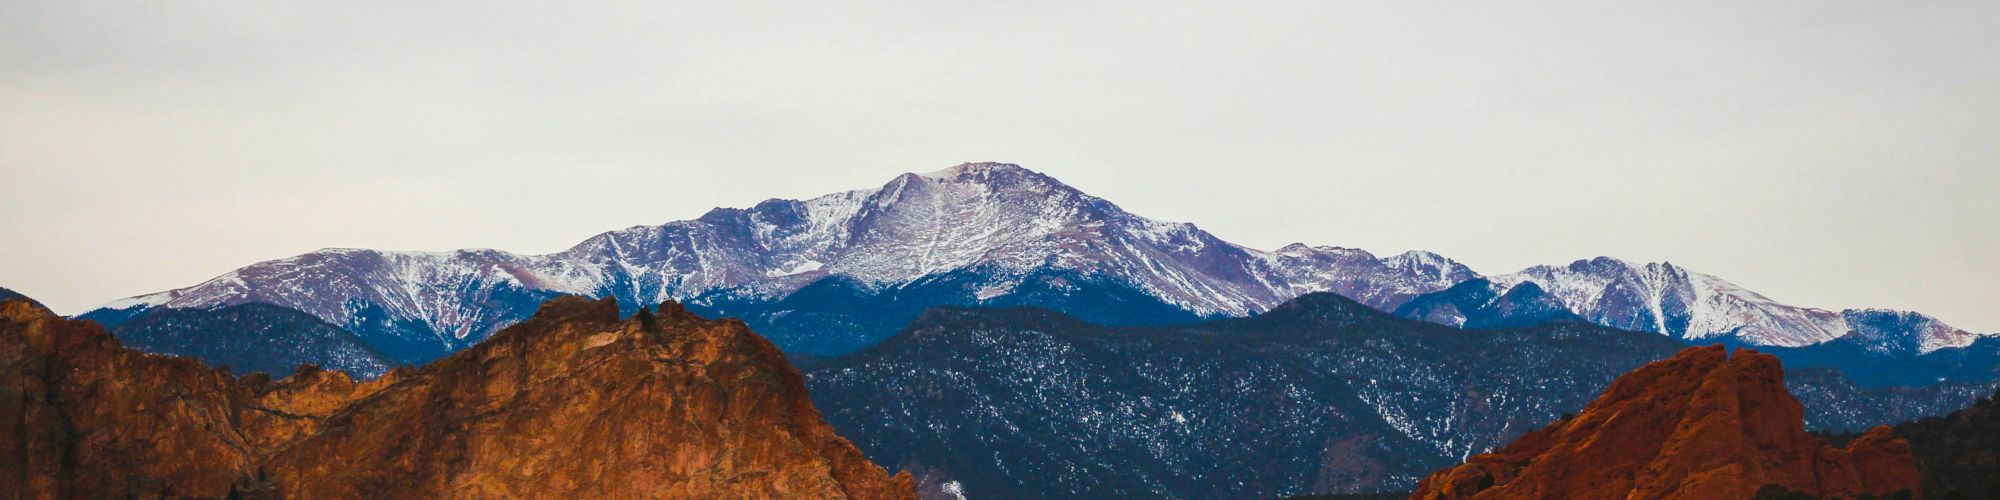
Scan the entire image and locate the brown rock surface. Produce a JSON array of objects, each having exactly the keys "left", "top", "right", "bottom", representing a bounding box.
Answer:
[
  {"left": 234, "top": 364, "right": 403, "bottom": 452},
  {"left": 1, "top": 299, "right": 257, "bottom": 498},
  {"left": 0, "top": 297, "right": 913, "bottom": 499},
  {"left": 1411, "top": 345, "right": 1920, "bottom": 500}
]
